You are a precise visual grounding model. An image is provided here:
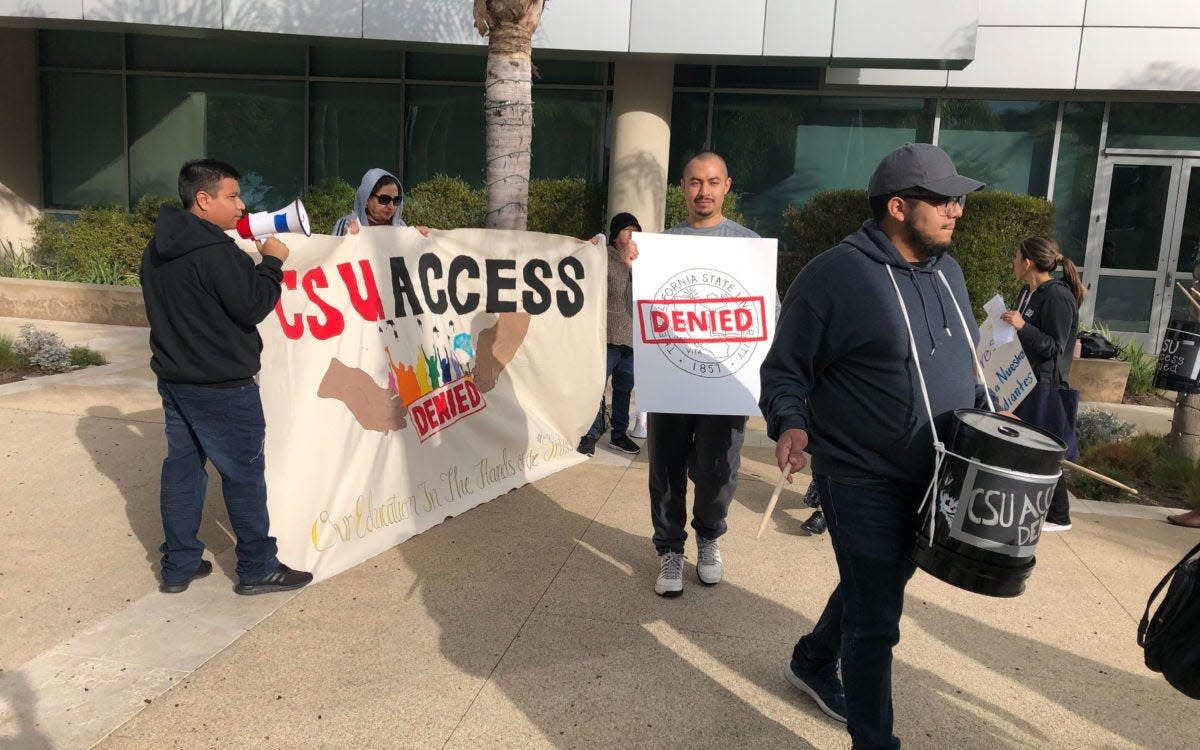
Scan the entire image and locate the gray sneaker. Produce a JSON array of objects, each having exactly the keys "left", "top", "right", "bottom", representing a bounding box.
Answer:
[
  {"left": 655, "top": 551, "right": 684, "bottom": 597},
  {"left": 696, "top": 536, "right": 723, "bottom": 585}
]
